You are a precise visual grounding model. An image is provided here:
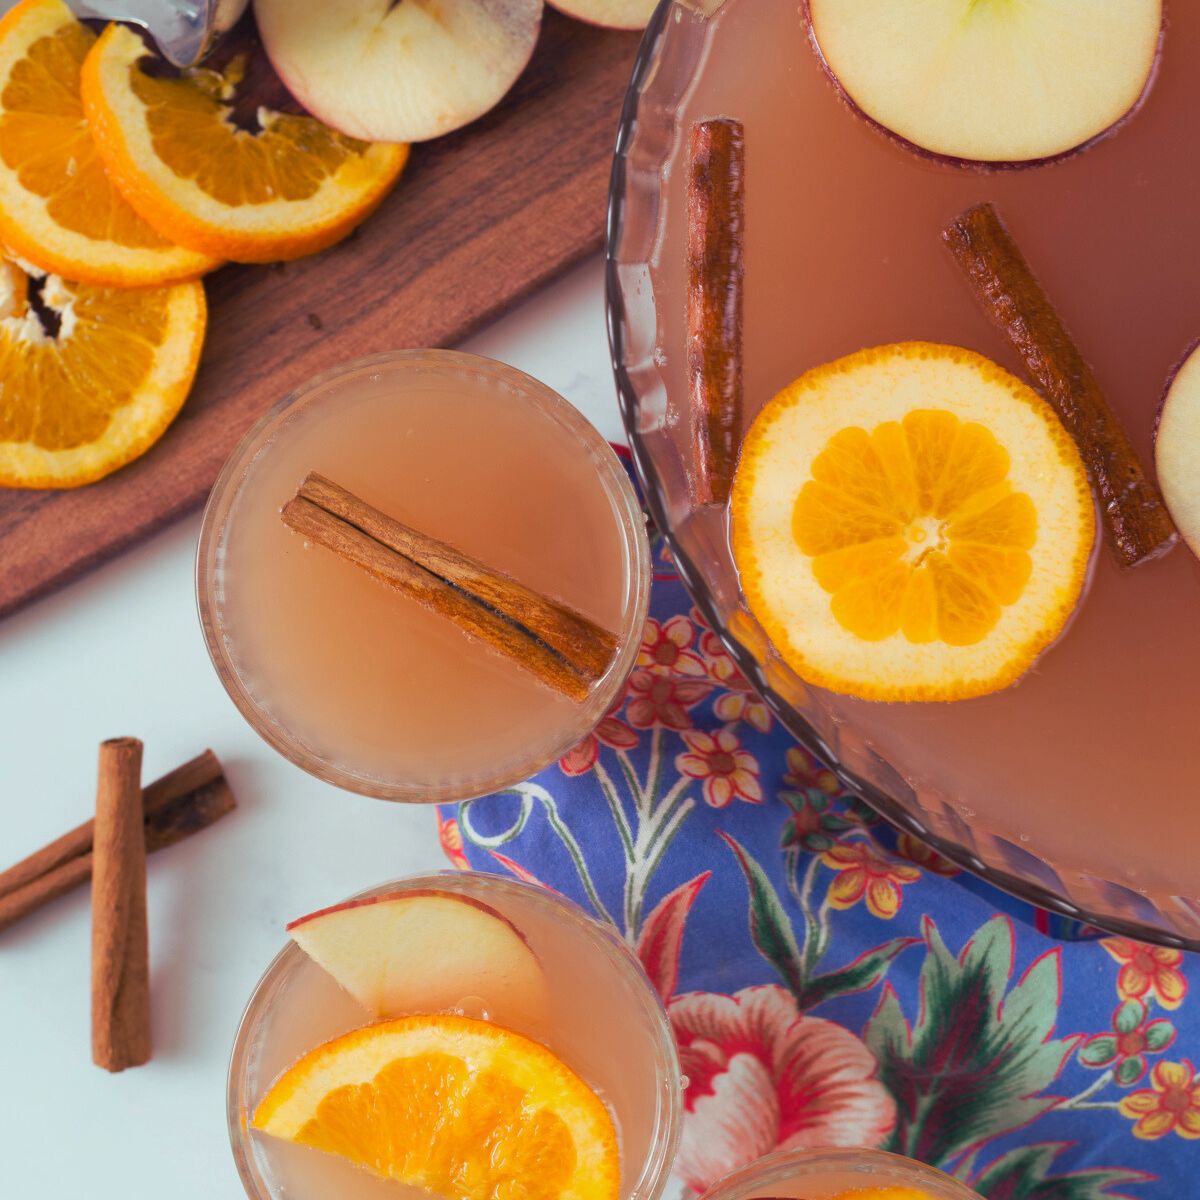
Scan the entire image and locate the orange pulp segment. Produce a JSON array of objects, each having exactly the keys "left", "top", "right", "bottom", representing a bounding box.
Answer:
[
  {"left": 731, "top": 342, "right": 1095, "bottom": 702},
  {"left": 0, "top": 256, "right": 205, "bottom": 487},
  {"left": 80, "top": 24, "right": 408, "bottom": 263},
  {"left": 0, "top": 0, "right": 216, "bottom": 286},
  {"left": 253, "top": 1014, "right": 620, "bottom": 1200}
]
